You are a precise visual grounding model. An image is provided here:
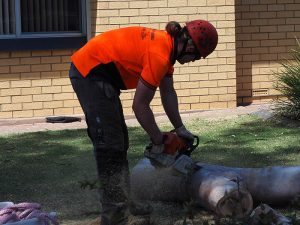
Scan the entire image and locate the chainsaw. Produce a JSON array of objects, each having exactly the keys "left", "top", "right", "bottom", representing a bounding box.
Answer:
[
  {"left": 144, "top": 131, "right": 200, "bottom": 175},
  {"left": 163, "top": 131, "right": 199, "bottom": 158}
]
